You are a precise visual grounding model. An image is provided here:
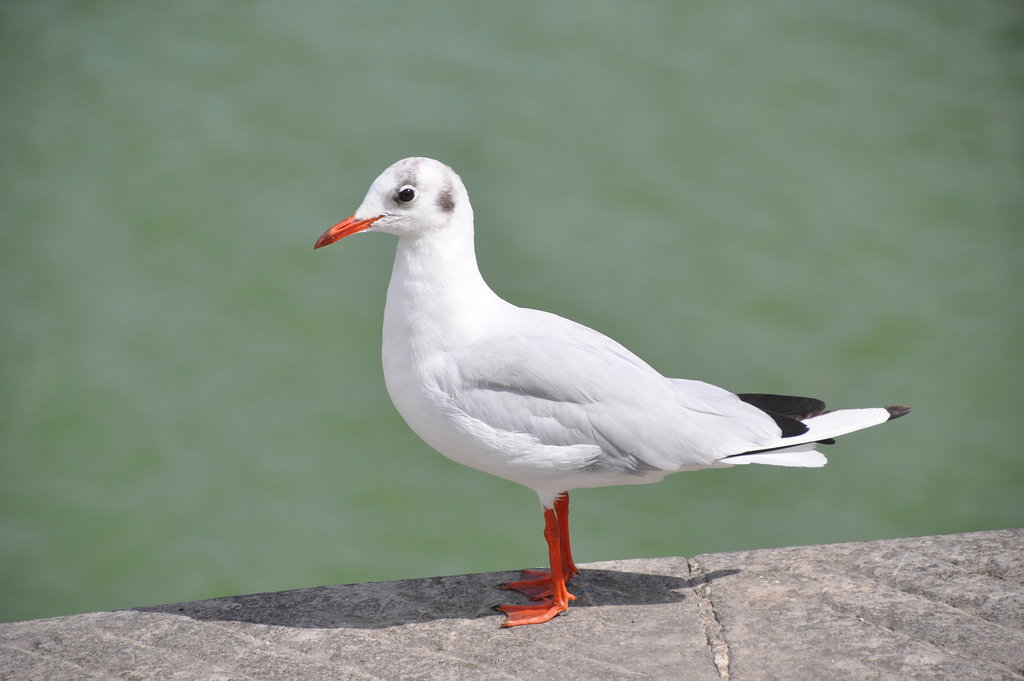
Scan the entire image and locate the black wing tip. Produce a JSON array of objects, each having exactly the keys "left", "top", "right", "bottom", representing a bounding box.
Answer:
[
  {"left": 886, "top": 405, "right": 911, "bottom": 420},
  {"left": 736, "top": 393, "right": 828, "bottom": 420}
]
